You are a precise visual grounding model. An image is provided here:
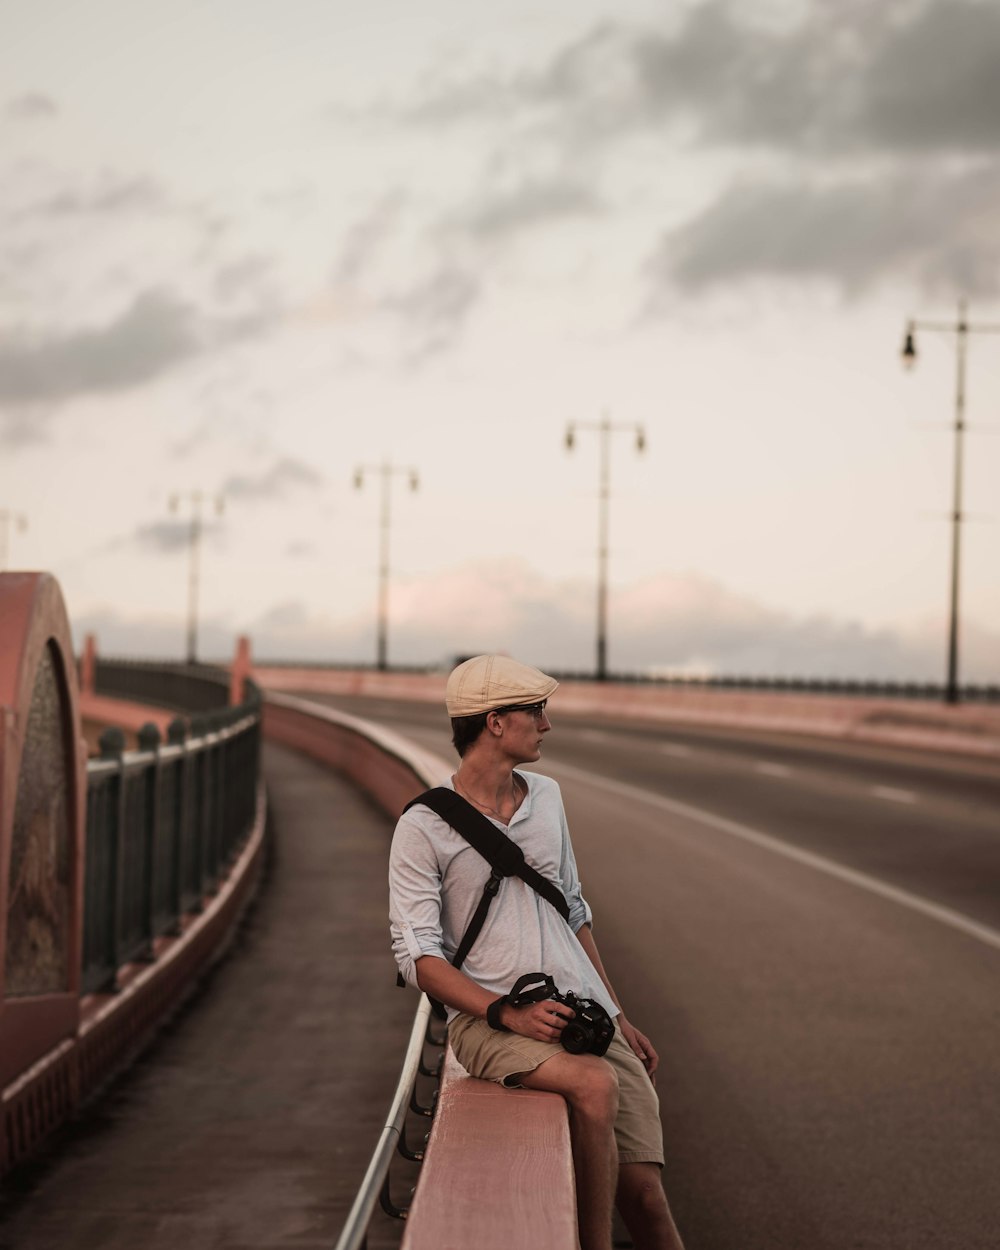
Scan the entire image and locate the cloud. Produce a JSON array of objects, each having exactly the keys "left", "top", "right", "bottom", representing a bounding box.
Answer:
[
  {"left": 213, "top": 254, "right": 277, "bottom": 302},
  {"left": 406, "top": 2, "right": 1000, "bottom": 159},
  {"left": 382, "top": 265, "right": 482, "bottom": 360},
  {"left": 6, "top": 92, "right": 57, "bottom": 121},
  {"left": 221, "top": 458, "right": 324, "bottom": 501},
  {"left": 0, "top": 289, "right": 201, "bottom": 405},
  {"left": 333, "top": 193, "right": 406, "bottom": 287},
  {"left": 649, "top": 164, "right": 1000, "bottom": 296},
  {"left": 0, "top": 284, "right": 279, "bottom": 422},
  {"left": 19, "top": 175, "right": 166, "bottom": 219},
  {"left": 450, "top": 178, "right": 604, "bottom": 241},
  {"left": 68, "top": 559, "right": 999, "bottom": 682}
]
